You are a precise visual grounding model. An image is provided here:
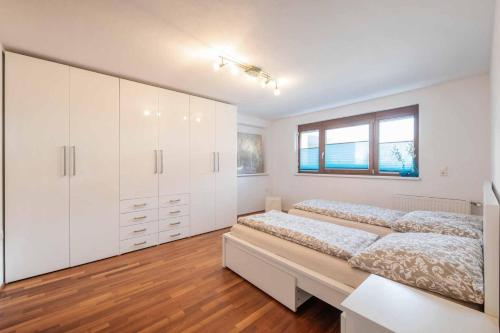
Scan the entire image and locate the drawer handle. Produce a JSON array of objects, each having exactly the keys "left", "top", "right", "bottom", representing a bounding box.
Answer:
[
  {"left": 133, "top": 241, "right": 147, "bottom": 246},
  {"left": 169, "top": 199, "right": 181, "bottom": 203},
  {"left": 133, "top": 228, "right": 147, "bottom": 233},
  {"left": 133, "top": 216, "right": 147, "bottom": 220},
  {"left": 169, "top": 210, "right": 181, "bottom": 214},
  {"left": 169, "top": 222, "right": 181, "bottom": 226},
  {"left": 170, "top": 233, "right": 181, "bottom": 237},
  {"left": 133, "top": 203, "right": 147, "bottom": 208}
]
